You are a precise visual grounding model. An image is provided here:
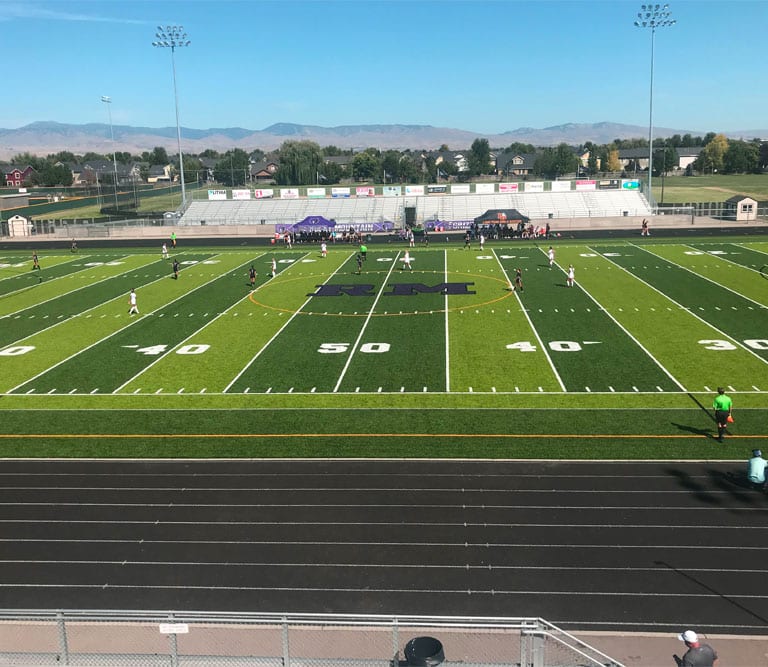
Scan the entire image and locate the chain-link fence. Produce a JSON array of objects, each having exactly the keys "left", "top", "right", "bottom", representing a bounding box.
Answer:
[{"left": 0, "top": 611, "right": 622, "bottom": 667}]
